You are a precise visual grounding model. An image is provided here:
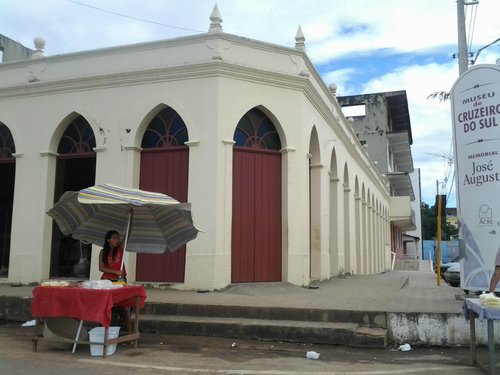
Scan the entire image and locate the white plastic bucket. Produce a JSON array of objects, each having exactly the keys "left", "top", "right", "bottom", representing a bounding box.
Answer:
[{"left": 88, "top": 326, "right": 120, "bottom": 356}]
